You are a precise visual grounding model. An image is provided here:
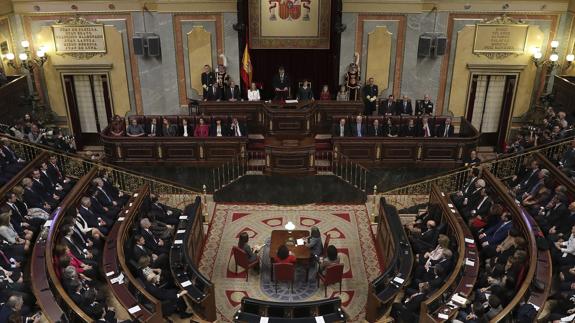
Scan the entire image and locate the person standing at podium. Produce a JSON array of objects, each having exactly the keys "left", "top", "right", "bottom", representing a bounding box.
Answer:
[{"left": 272, "top": 66, "right": 290, "bottom": 101}]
